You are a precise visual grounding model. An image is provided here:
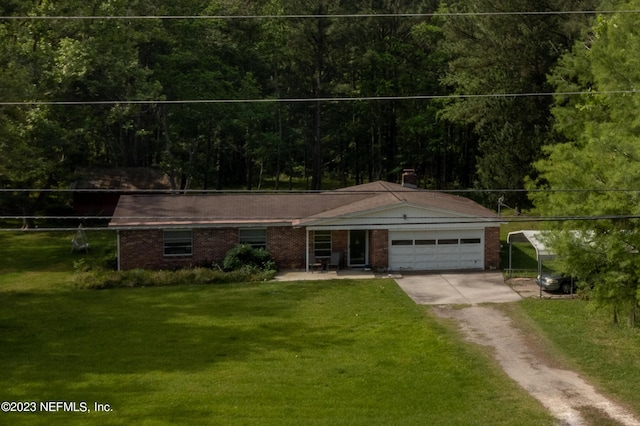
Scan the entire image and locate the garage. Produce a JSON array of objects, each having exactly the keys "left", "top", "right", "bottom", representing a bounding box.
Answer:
[{"left": 389, "top": 230, "right": 484, "bottom": 271}]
